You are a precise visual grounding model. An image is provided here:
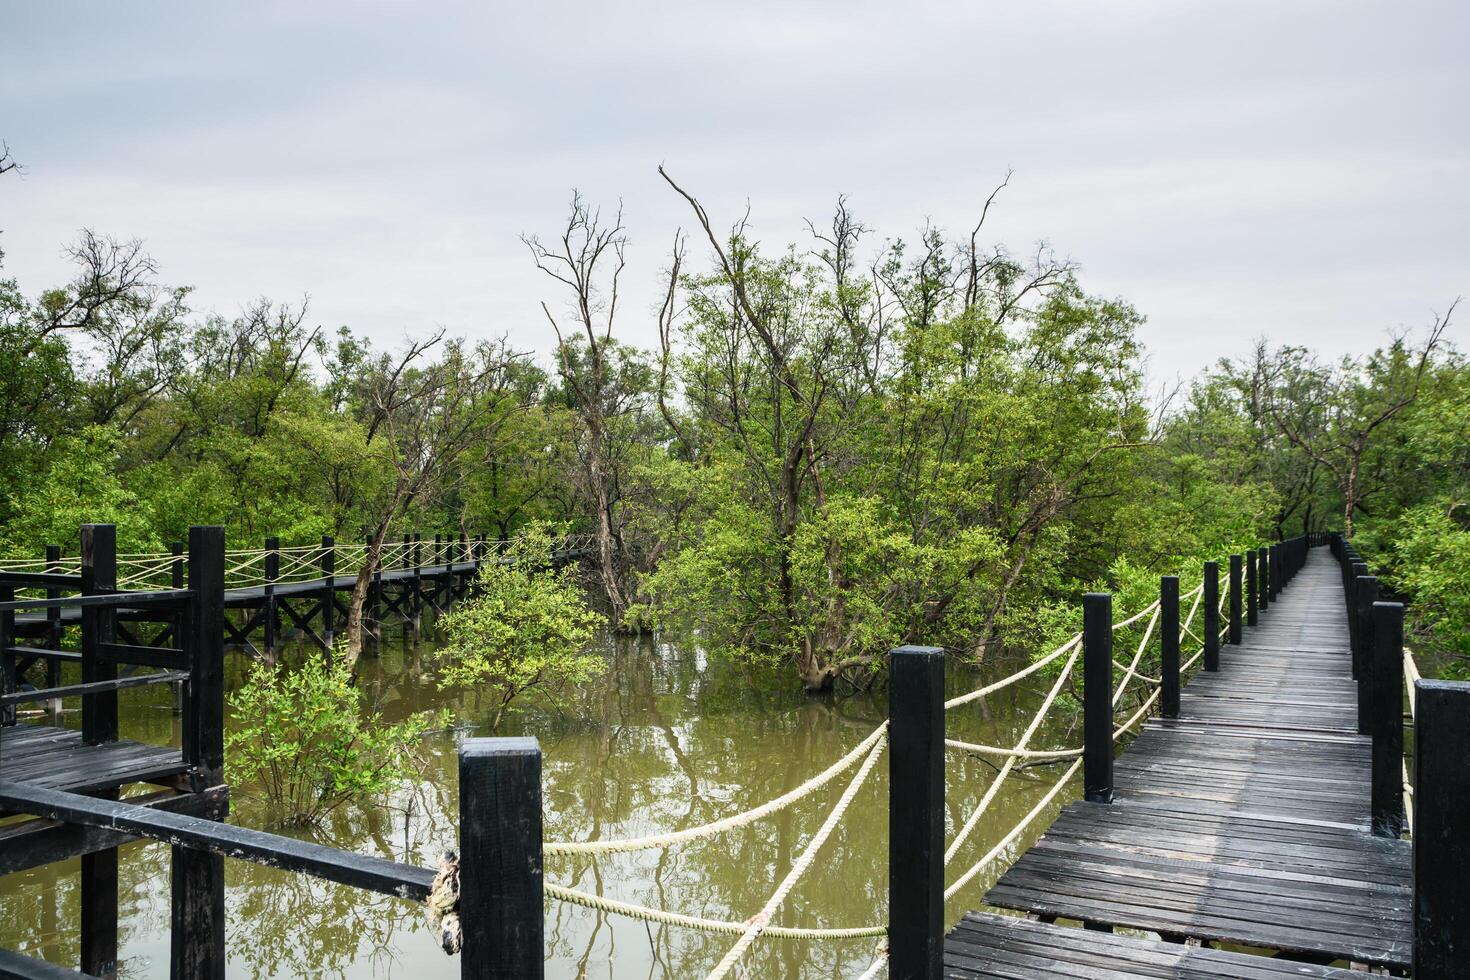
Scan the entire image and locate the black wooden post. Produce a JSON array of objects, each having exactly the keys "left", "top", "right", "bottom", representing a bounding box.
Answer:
[
  {"left": 1228, "top": 554, "right": 1243, "bottom": 645},
  {"left": 1369, "top": 601, "right": 1404, "bottom": 838},
  {"left": 171, "top": 528, "right": 228, "bottom": 980},
  {"left": 320, "top": 534, "right": 336, "bottom": 659},
  {"left": 170, "top": 540, "right": 187, "bottom": 716},
  {"left": 365, "top": 535, "right": 381, "bottom": 650},
  {"left": 263, "top": 536, "right": 279, "bottom": 658},
  {"left": 0, "top": 584, "right": 14, "bottom": 729},
  {"left": 80, "top": 525, "right": 119, "bottom": 979},
  {"left": 1202, "top": 561, "right": 1221, "bottom": 672},
  {"left": 1257, "top": 547, "right": 1269, "bottom": 611},
  {"left": 184, "top": 526, "right": 226, "bottom": 787},
  {"left": 1413, "top": 679, "right": 1470, "bottom": 978},
  {"left": 459, "top": 737, "right": 544, "bottom": 980},
  {"left": 411, "top": 532, "right": 423, "bottom": 636},
  {"left": 1245, "top": 549, "right": 1258, "bottom": 627},
  {"left": 81, "top": 524, "right": 118, "bottom": 747},
  {"left": 44, "top": 544, "right": 63, "bottom": 714},
  {"left": 888, "top": 645, "right": 945, "bottom": 979},
  {"left": 1353, "top": 575, "right": 1377, "bottom": 736},
  {"left": 1160, "top": 576, "right": 1180, "bottom": 719},
  {"left": 1084, "top": 593, "right": 1114, "bottom": 803},
  {"left": 1352, "top": 575, "right": 1375, "bottom": 734}
]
